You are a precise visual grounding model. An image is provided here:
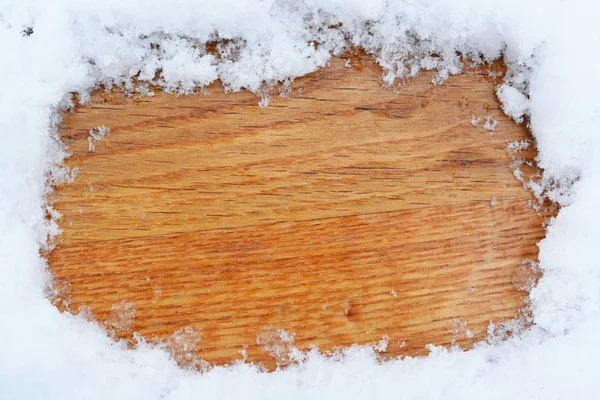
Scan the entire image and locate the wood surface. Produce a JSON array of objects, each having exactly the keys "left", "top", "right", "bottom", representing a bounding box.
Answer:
[{"left": 48, "top": 55, "right": 552, "bottom": 370}]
